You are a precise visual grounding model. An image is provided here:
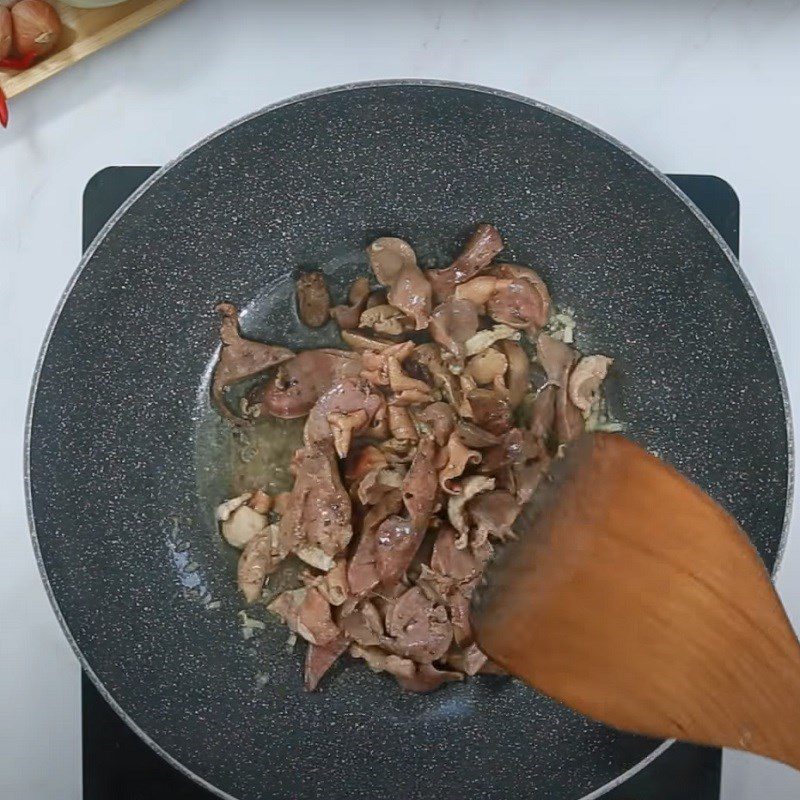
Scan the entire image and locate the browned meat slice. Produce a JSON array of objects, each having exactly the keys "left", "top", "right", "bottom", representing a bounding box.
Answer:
[
  {"left": 362, "top": 487, "right": 403, "bottom": 533},
  {"left": 413, "top": 402, "right": 456, "bottom": 447},
  {"left": 355, "top": 461, "right": 401, "bottom": 500},
  {"left": 279, "top": 441, "right": 352, "bottom": 557},
  {"left": 519, "top": 424, "right": 546, "bottom": 461},
  {"left": 467, "top": 490, "right": 520, "bottom": 545},
  {"left": 396, "top": 663, "right": 463, "bottom": 692},
  {"left": 366, "top": 289, "right": 388, "bottom": 308},
  {"left": 415, "top": 563, "right": 457, "bottom": 605},
  {"left": 347, "top": 478, "right": 403, "bottom": 597},
  {"left": 480, "top": 428, "right": 525, "bottom": 473},
  {"left": 330, "top": 277, "right": 371, "bottom": 330},
  {"left": 429, "top": 297, "right": 480, "bottom": 359},
  {"left": 447, "top": 475, "right": 495, "bottom": 548},
  {"left": 211, "top": 303, "right": 294, "bottom": 424},
  {"left": 346, "top": 524, "right": 380, "bottom": 598},
  {"left": 328, "top": 410, "right": 368, "bottom": 458},
  {"left": 383, "top": 586, "right": 453, "bottom": 663},
  {"left": 478, "top": 660, "right": 508, "bottom": 676},
  {"left": 268, "top": 586, "right": 340, "bottom": 647},
  {"left": 402, "top": 436, "right": 438, "bottom": 533},
  {"left": 296, "top": 530, "right": 343, "bottom": 568},
  {"left": 360, "top": 341, "right": 415, "bottom": 387},
  {"left": 297, "top": 587, "right": 340, "bottom": 646},
  {"left": 485, "top": 264, "right": 550, "bottom": 330},
  {"left": 556, "top": 376, "right": 584, "bottom": 444},
  {"left": 411, "top": 343, "right": 463, "bottom": 408},
  {"left": 339, "top": 329, "right": 396, "bottom": 353},
  {"left": 427, "top": 224, "right": 503, "bottom": 301},
  {"left": 296, "top": 271, "right": 331, "bottom": 328},
  {"left": 513, "top": 452, "right": 551, "bottom": 504},
  {"left": 366, "top": 237, "right": 432, "bottom": 330},
  {"left": 314, "top": 558, "right": 349, "bottom": 606},
  {"left": 374, "top": 515, "right": 426, "bottom": 587},
  {"left": 454, "top": 274, "right": 498, "bottom": 307},
  {"left": 304, "top": 377, "right": 384, "bottom": 453},
  {"left": 338, "top": 599, "right": 384, "bottom": 646},
  {"left": 458, "top": 372, "right": 479, "bottom": 416},
  {"left": 401, "top": 351, "right": 435, "bottom": 387},
  {"left": 351, "top": 463, "right": 406, "bottom": 507},
  {"left": 252, "top": 349, "right": 362, "bottom": 419},
  {"left": 450, "top": 224, "right": 504, "bottom": 280},
  {"left": 359, "top": 304, "right": 414, "bottom": 335},
  {"left": 387, "top": 357, "right": 434, "bottom": 406},
  {"left": 531, "top": 333, "right": 584, "bottom": 444},
  {"left": 237, "top": 527, "right": 284, "bottom": 603},
  {"left": 330, "top": 304, "right": 362, "bottom": 334},
  {"left": 499, "top": 340, "right": 530, "bottom": 408},
  {"left": 247, "top": 490, "right": 273, "bottom": 514},
  {"left": 344, "top": 444, "right": 388, "bottom": 489},
  {"left": 379, "top": 438, "right": 417, "bottom": 465},
  {"left": 536, "top": 333, "right": 577, "bottom": 384},
  {"left": 305, "top": 634, "right": 349, "bottom": 691},
  {"left": 349, "top": 644, "right": 417, "bottom": 680},
  {"left": 448, "top": 590, "right": 473, "bottom": 646},
  {"left": 535, "top": 334, "right": 585, "bottom": 444},
  {"left": 267, "top": 587, "right": 305, "bottom": 627},
  {"left": 366, "top": 408, "right": 389, "bottom": 444},
  {"left": 430, "top": 525, "right": 484, "bottom": 583},
  {"left": 356, "top": 466, "right": 404, "bottom": 506},
  {"left": 456, "top": 420, "right": 500, "bottom": 448},
  {"left": 492, "top": 427, "right": 548, "bottom": 504},
  {"left": 445, "top": 643, "right": 487, "bottom": 676},
  {"left": 468, "top": 389, "right": 512, "bottom": 435},
  {"left": 465, "top": 348, "right": 508, "bottom": 394},
  {"left": 273, "top": 491, "right": 292, "bottom": 516},
  {"left": 387, "top": 406, "right": 418, "bottom": 441},
  {"left": 569, "top": 354, "right": 614, "bottom": 412},
  {"left": 529, "top": 384, "right": 557, "bottom": 440},
  {"left": 501, "top": 263, "right": 551, "bottom": 319},
  {"left": 267, "top": 588, "right": 311, "bottom": 638},
  {"left": 439, "top": 431, "right": 481, "bottom": 494},
  {"left": 408, "top": 519, "right": 439, "bottom": 564}
]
